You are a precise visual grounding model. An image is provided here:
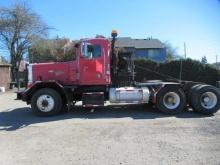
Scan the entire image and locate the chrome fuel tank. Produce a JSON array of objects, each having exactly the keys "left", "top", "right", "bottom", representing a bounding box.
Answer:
[{"left": 109, "top": 87, "right": 150, "bottom": 103}]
